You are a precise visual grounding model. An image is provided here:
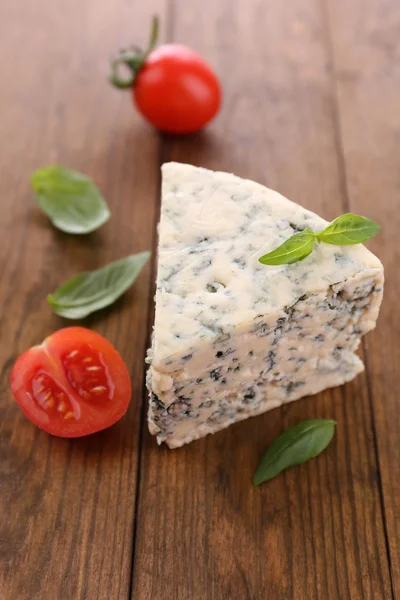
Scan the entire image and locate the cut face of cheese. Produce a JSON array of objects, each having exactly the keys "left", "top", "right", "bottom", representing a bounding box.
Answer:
[{"left": 146, "top": 163, "right": 384, "bottom": 448}]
